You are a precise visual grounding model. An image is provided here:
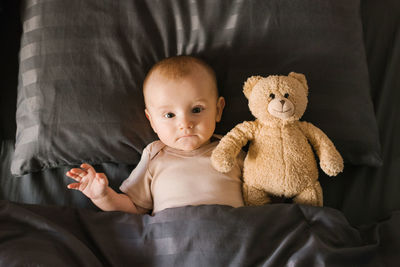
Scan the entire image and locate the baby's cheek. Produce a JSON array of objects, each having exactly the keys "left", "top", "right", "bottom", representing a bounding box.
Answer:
[
  {"left": 201, "top": 119, "right": 217, "bottom": 136},
  {"left": 153, "top": 124, "right": 170, "bottom": 140}
]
